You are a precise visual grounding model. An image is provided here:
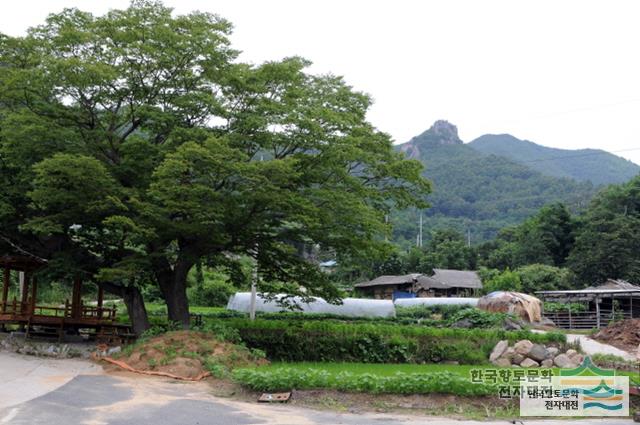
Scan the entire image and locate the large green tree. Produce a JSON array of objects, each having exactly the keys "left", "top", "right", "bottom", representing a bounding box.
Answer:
[
  {"left": 0, "top": 1, "right": 430, "bottom": 331},
  {"left": 568, "top": 176, "right": 640, "bottom": 285},
  {"left": 480, "top": 203, "right": 575, "bottom": 270}
]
